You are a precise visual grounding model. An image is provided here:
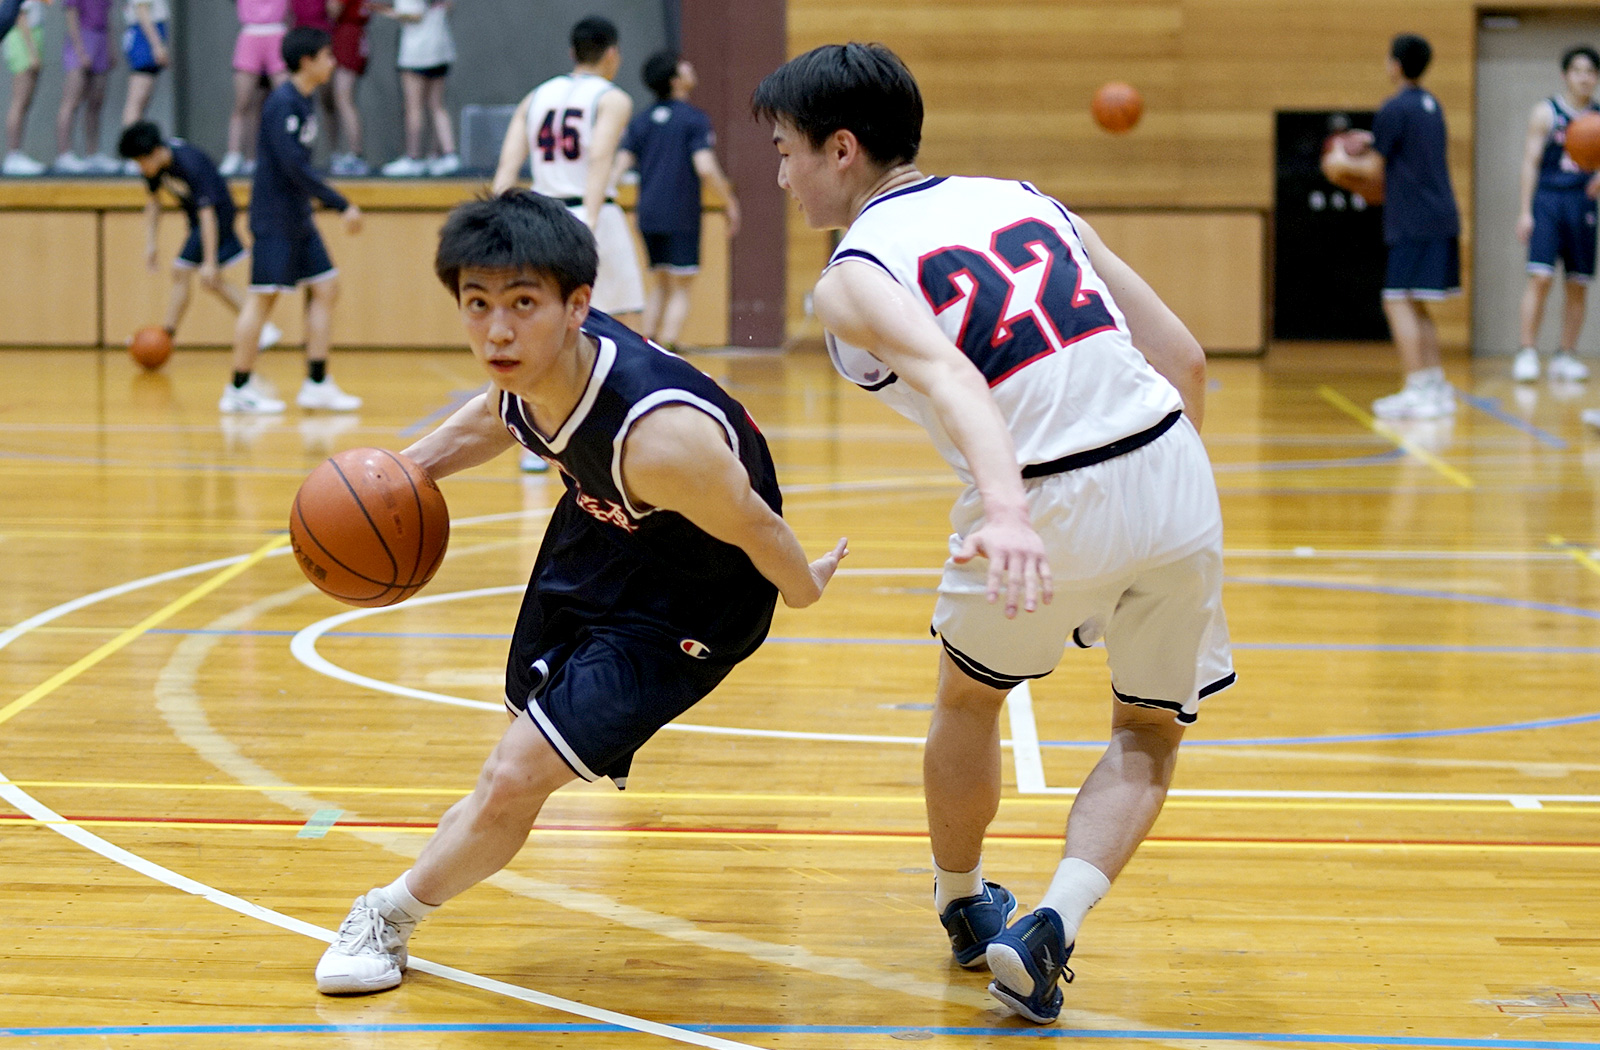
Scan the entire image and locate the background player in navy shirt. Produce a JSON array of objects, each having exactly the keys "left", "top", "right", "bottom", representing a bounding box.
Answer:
[
  {"left": 226, "top": 25, "right": 364, "bottom": 416},
  {"left": 1512, "top": 45, "right": 1599, "bottom": 385},
  {"left": 1326, "top": 34, "right": 1462, "bottom": 420},
  {"left": 117, "top": 121, "right": 281, "bottom": 353},
  {"left": 313, "top": 190, "right": 848, "bottom": 996},
  {"left": 615, "top": 50, "right": 740, "bottom": 349}
]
